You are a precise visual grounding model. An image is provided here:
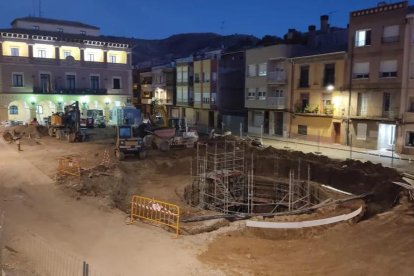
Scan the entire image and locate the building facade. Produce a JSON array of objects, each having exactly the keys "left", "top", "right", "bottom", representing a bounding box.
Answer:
[
  {"left": 193, "top": 50, "right": 220, "bottom": 129},
  {"left": 347, "top": 2, "right": 407, "bottom": 151},
  {"left": 0, "top": 17, "right": 132, "bottom": 123},
  {"left": 291, "top": 52, "right": 347, "bottom": 143},
  {"left": 175, "top": 56, "right": 194, "bottom": 122},
  {"left": 218, "top": 51, "right": 247, "bottom": 134}
]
